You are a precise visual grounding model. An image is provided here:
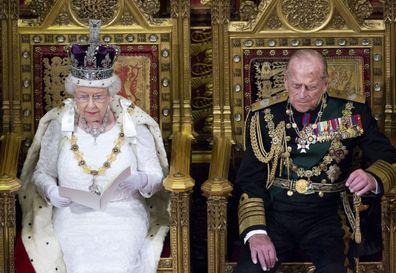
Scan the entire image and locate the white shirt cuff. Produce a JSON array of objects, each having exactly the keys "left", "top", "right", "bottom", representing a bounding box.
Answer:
[
  {"left": 244, "top": 229, "right": 267, "bottom": 244},
  {"left": 368, "top": 173, "right": 380, "bottom": 194}
]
